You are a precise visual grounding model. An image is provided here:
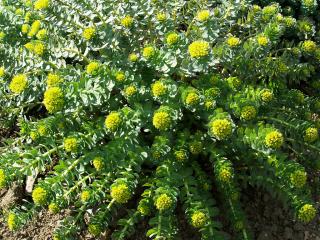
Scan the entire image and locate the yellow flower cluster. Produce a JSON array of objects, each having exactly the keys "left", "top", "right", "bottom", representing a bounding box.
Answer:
[
  {"left": 265, "top": 130, "right": 284, "bottom": 149},
  {"left": 152, "top": 81, "right": 167, "bottom": 97},
  {"left": 124, "top": 85, "right": 137, "bottom": 97},
  {"left": 185, "top": 92, "right": 200, "bottom": 106},
  {"left": 138, "top": 199, "right": 151, "bottom": 216},
  {"left": 257, "top": 35, "right": 269, "bottom": 46},
  {"left": 240, "top": 106, "right": 257, "bottom": 121},
  {"left": 86, "top": 61, "right": 100, "bottom": 75},
  {"left": 121, "top": 16, "right": 134, "bottom": 28},
  {"left": 64, "top": 137, "right": 78, "bottom": 153},
  {"left": 191, "top": 211, "right": 208, "bottom": 228},
  {"left": 298, "top": 204, "right": 316, "bottom": 223},
  {"left": 128, "top": 53, "right": 138, "bottom": 62},
  {"left": 290, "top": 170, "right": 307, "bottom": 188},
  {"left": 155, "top": 194, "right": 173, "bottom": 211},
  {"left": 25, "top": 41, "right": 46, "bottom": 56},
  {"left": 88, "top": 224, "right": 102, "bottom": 236},
  {"left": 219, "top": 168, "right": 232, "bottom": 182},
  {"left": 7, "top": 213, "right": 17, "bottom": 231},
  {"left": 153, "top": 111, "right": 171, "bottom": 130},
  {"left": 304, "top": 127, "right": 318, "bottom": 143},
  {"left": 301, "top": 40, "right": 317, "bottom": 53},
  {"left": 47, "top": 73, "right": 63, "bottom": 87},
  {"left": 9, "top": 74, "right": 28, "bottom": 94},
  {"left": 166, "top": 33, "right": 179, "bottom": 45},
  {"left": 210, "top": 119, "right": 233, "bottom": 140},
  {"left": 188, "top": 40, "right": 210, "bottom": 58},
  {"left": 174, "top": 150, "right": 187, "bottom": 162},
  {"left": 80, "top": 190, "right": 91, "bottom": 202},
  {"left": 143, "top": 46, "right": 155, "bottom": 59},
  {"left": 32, "top": 187, "right": 48, "bottom": 205},
  {"left": 197, "top": 10, "right": 210, "bottom": 22},
  {"left": 261, "top": 89, "right": 273, "bottom": 102},
  {"left": 21, "top": 24, "right": 30, "bottom": 34},
  {"left": 156, "top": 13, "right": 167, "bottom": 22},
  {"left": 82, "top": 27, "right": 96, "bottom": 41},
  {"left": 0, "top": 67, "right": 4, "bottom": 77},
  {"left": 189, "top": 141, "right": 202, "bottom": 155},
  {"left": 110, "top": 183, "right": 131, "bottom": 203},
  {"left": 105, "top": 112, "right": 121, "bottom": 131},
  {"left": 0, "top": 169, "right": 6, "bottom": 189},
  {"left": 93, "top": 157, "right": 104, "bottom": 171},
  {"left": 36, "top": 29, "right": 47, "bottom": 40},
  {"left": 48, "top": 203, "right": 60, "bottom": 214},
  {"left": 0, "top": 31, "right": 5, "bottom": 40},
  {"left": 34, "top": 0, "right": 50, "bottom": 10},
  {"left": 115, "top": 71, "right": 126, "bottom": 82},
  {"left": 43, "top": 87, "right": 64, "bottom": 113},
  {"left": 28, "top": 20, "right": 41, "bottom": 37},
  {"left": 226, "top": 36, "right": 240, "bottom": 47}
]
